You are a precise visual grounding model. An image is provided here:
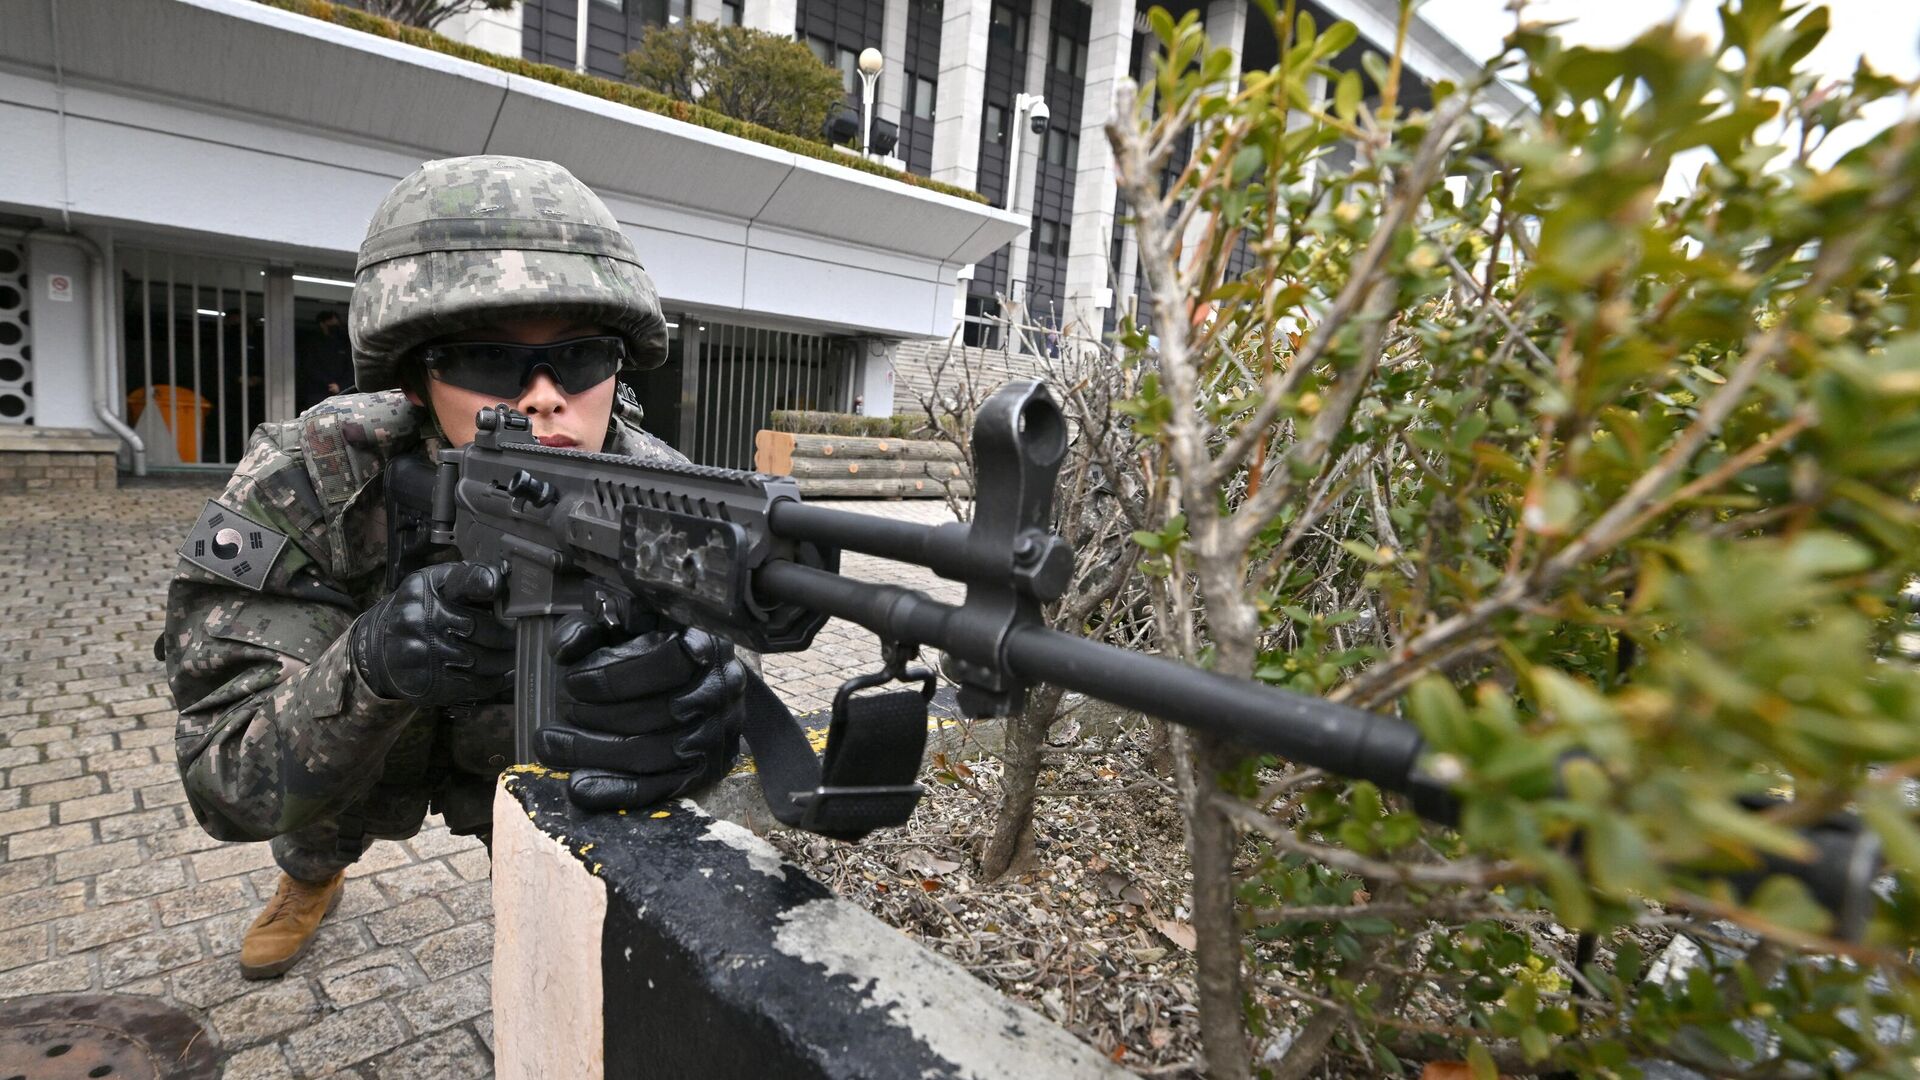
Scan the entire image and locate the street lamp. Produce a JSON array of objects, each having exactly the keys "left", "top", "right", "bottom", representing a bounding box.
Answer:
[{"left": 858, "top": 48, "right": 884, "bottom": 159}]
